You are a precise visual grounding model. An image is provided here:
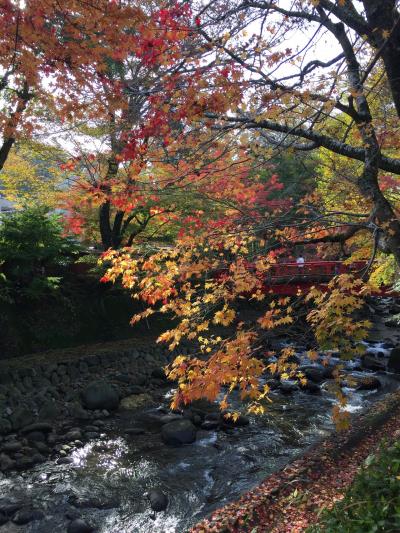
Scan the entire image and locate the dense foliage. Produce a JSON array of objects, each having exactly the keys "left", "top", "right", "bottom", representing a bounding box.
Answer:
[
  {"left": 0, "top": 207, "right": 78, "bottom": 301},
  {"left": 1, "top": 0, "right": 400, "bottom": 416},
  {"left": 308, "top": 440, "right": 400, "bottom": 532}
]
